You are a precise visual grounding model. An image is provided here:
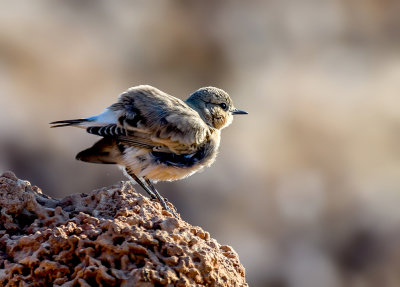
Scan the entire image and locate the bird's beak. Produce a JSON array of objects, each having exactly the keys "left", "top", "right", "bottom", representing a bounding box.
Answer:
[{"left": 231, "top": 108, "right": 248, "bottom": 115}]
